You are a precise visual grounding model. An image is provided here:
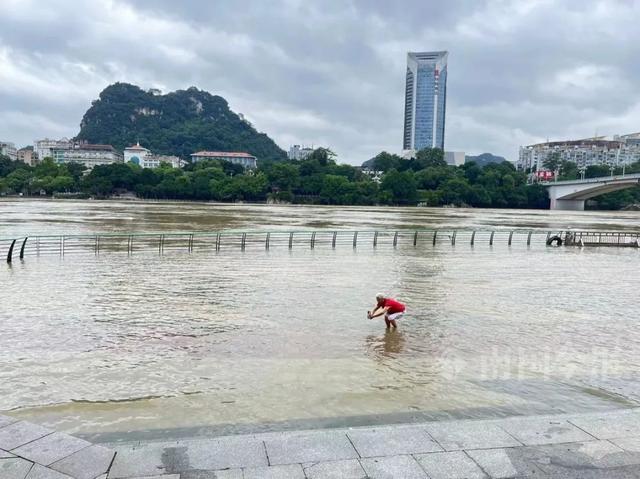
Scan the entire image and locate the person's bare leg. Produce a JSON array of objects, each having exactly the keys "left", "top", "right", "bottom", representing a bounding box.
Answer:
[
  {"left": 384, "top": 316, "right": 391, "bottom": 328},
  {"left": 390, "top": 319, "right": 398, "bottom": 329}
]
